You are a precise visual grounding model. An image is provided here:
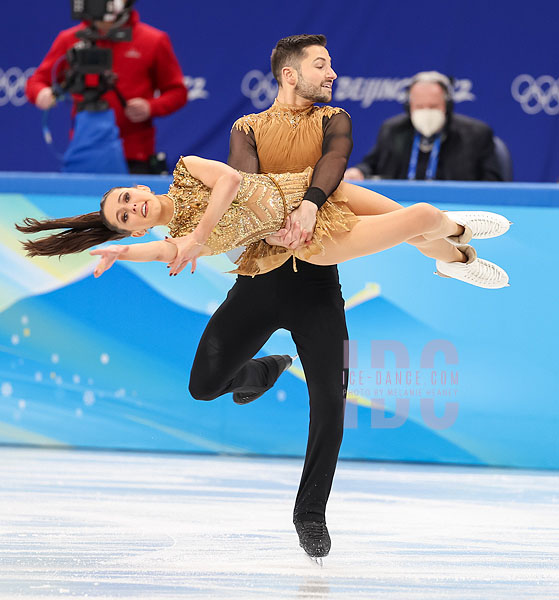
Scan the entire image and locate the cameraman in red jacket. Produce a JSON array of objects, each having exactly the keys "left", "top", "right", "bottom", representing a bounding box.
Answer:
[{"left": 26, "top": 4, "right": 187, "bottom": 174}]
